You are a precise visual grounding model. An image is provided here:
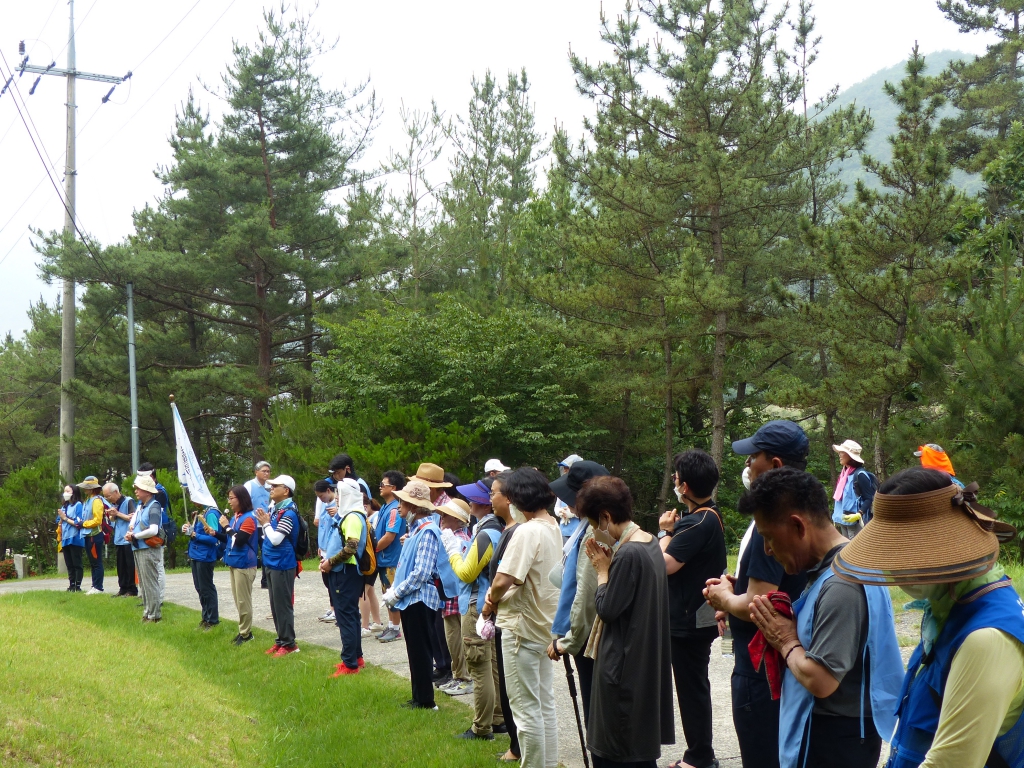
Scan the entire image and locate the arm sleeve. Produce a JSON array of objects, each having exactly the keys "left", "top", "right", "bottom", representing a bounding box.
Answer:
[
  {"left": 393, "top": 533, "right": 439, "bottom": 600},
  {"left": 135, "top": 523, "right": 159, "bottom": 539},
  {"left": 805, "top": 579, "right": 869, "bottom": 683},
  {"left": 594, "top": 546, "right": 641, "bottom": 623},
  {"left": 263, "top": 517, "right": 287, "bottom": 547},
  {"left": 561, "top": 537, "right": 599, "bottom": 656},
  {"left": 449, "top": 530, "right": 494, "bottom": 583},
  {"left": 920, "top": 628, "right": 1024, "bottom": 768}
]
